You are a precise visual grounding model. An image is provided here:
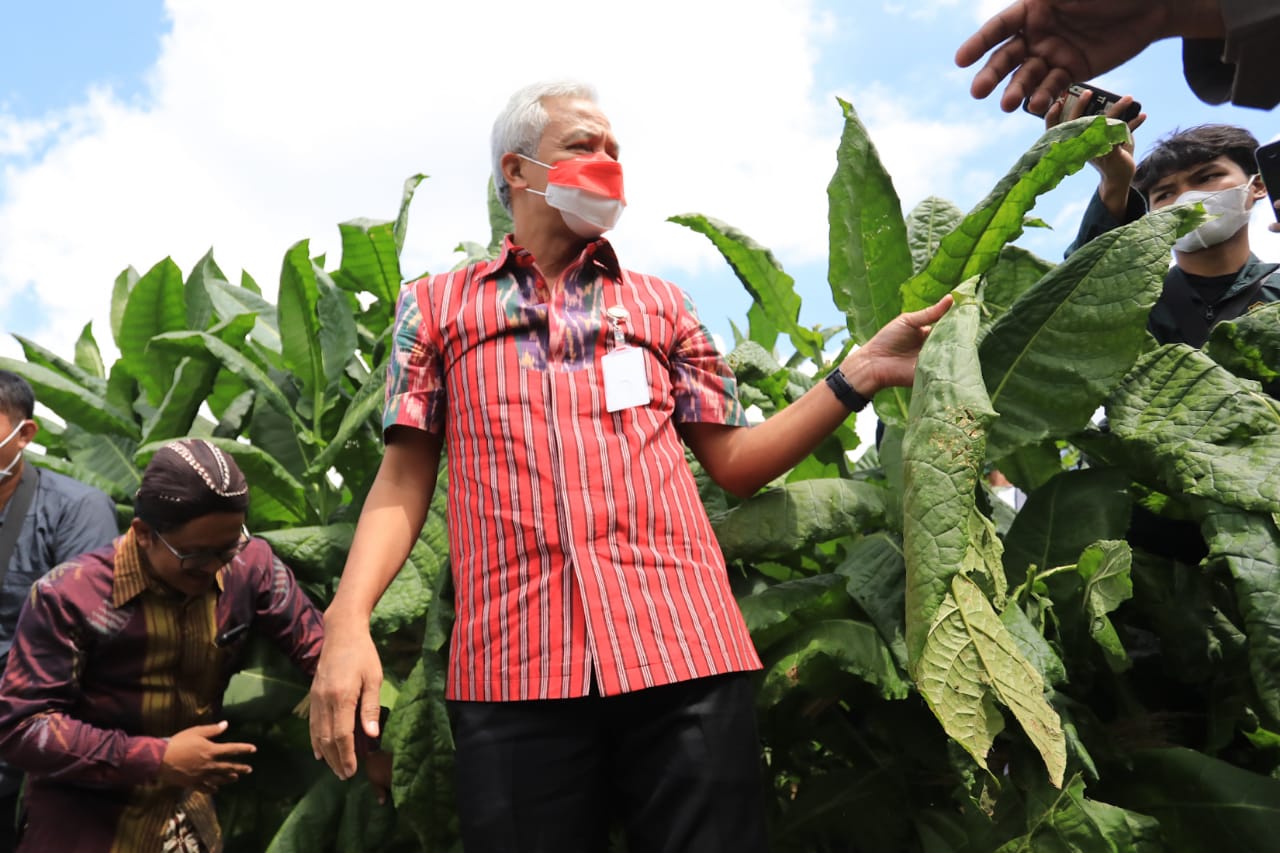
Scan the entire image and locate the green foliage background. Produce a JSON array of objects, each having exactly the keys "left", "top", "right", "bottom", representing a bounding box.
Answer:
[{"left": 6, "top": 106, "right": 1280, "bottom": 852}]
